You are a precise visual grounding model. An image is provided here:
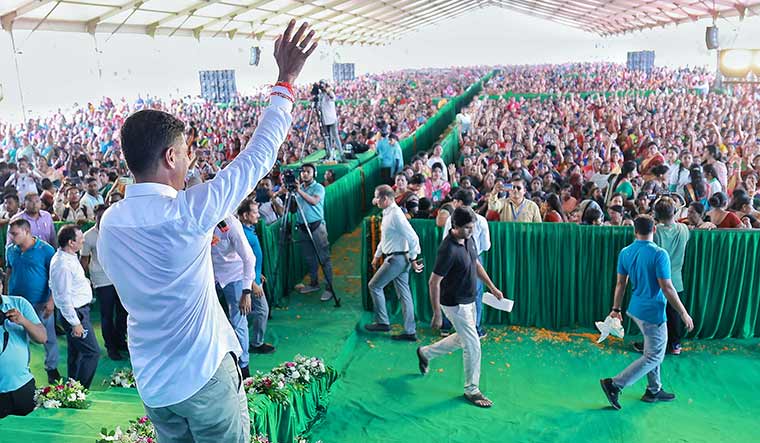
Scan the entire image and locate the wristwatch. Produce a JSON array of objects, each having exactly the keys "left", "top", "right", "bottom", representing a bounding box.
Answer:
[
  {"left": 242, "top": 289, "right": 252, "bottom": 296},
  {"left": 612, "top": 307, "right": 622, "bottom": 313}
]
